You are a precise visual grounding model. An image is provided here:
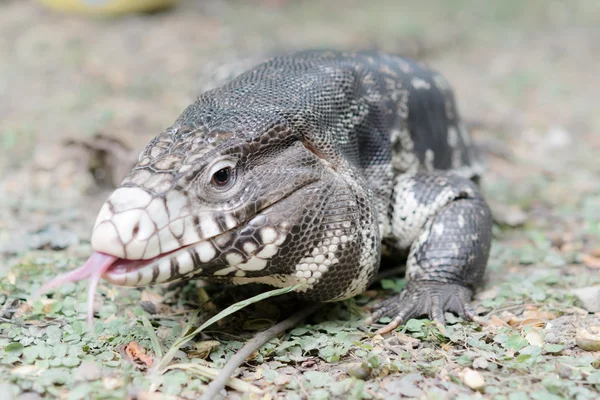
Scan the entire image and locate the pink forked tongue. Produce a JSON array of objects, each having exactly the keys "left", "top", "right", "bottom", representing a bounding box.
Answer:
[{"left": 37, "top": 252, "right": 118, "bottom": 329}]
